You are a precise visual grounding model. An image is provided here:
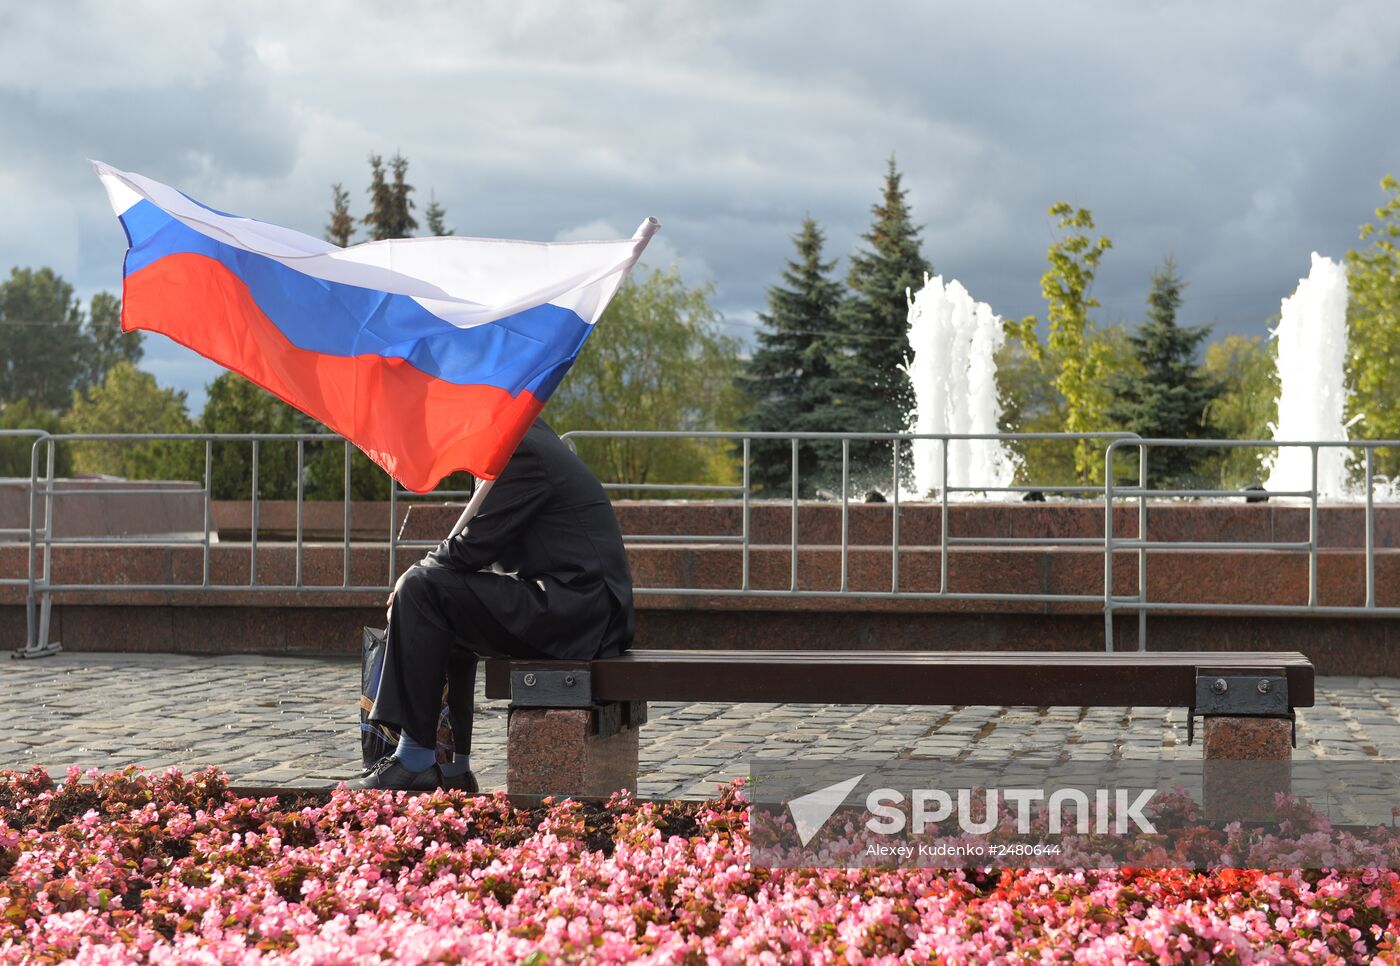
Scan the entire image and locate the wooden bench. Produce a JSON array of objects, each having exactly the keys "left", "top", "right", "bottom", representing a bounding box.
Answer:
[{"left": 484, "top": 650, "right": 1314, "bottom": 799}]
